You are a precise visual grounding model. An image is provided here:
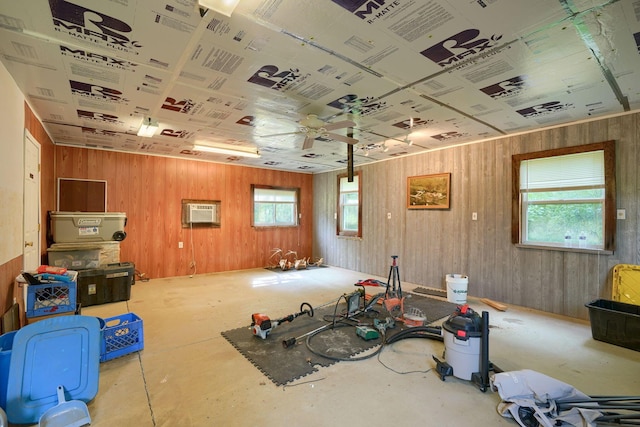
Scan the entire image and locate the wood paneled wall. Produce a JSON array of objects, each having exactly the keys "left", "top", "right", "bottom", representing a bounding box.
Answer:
[
  {"left": 54, "top": 147, "right": 313, "bottom": 279},
  {"left": 0, "top": 255, "right": 22, "bottom": 317},
  {"left": 313, "top": 112, "right": 640, "bottom": 320}
]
